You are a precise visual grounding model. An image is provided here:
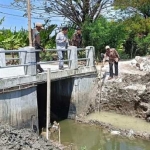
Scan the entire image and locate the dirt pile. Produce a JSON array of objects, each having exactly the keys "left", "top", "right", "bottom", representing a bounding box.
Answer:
[
  {"left": 94, "top": 61, "right": 150, "bottom": 122},
  {"left": 0, "top": 125, "right": 64, "bottom": 150},
  {"left": 131, "top": 56, "right": 150, "bottom": 71}
]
